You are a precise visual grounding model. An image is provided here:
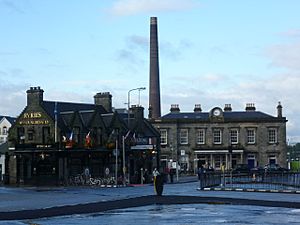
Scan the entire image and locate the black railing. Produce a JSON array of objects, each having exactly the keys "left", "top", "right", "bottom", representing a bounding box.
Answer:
[{"left": 199, "top": 171, "right": 300, "bottom": 191}]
